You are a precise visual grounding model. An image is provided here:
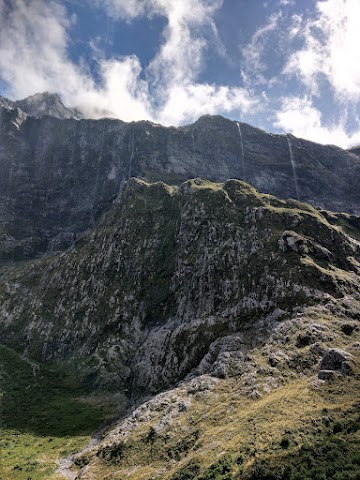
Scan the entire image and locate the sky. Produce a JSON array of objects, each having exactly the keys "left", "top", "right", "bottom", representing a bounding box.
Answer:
[{"left": 0, "top": 0, "right": 360, "bottom": 148}]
